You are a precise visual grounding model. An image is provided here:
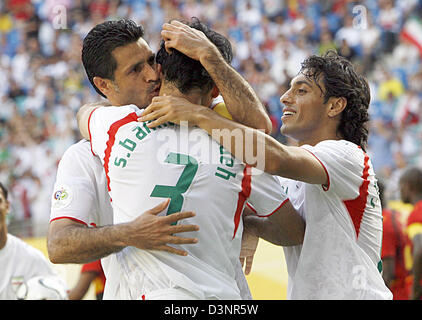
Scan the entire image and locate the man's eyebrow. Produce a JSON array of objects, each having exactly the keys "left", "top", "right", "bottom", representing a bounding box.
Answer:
[
  {"left": 125, "top": 53, "right": 155, "bottom": 75},
  {"left": 290, "top": 79, "right": 313, "bottom": 88},
  {"left": 125, "top": 60, "right": 145, "bottom": 74}
]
